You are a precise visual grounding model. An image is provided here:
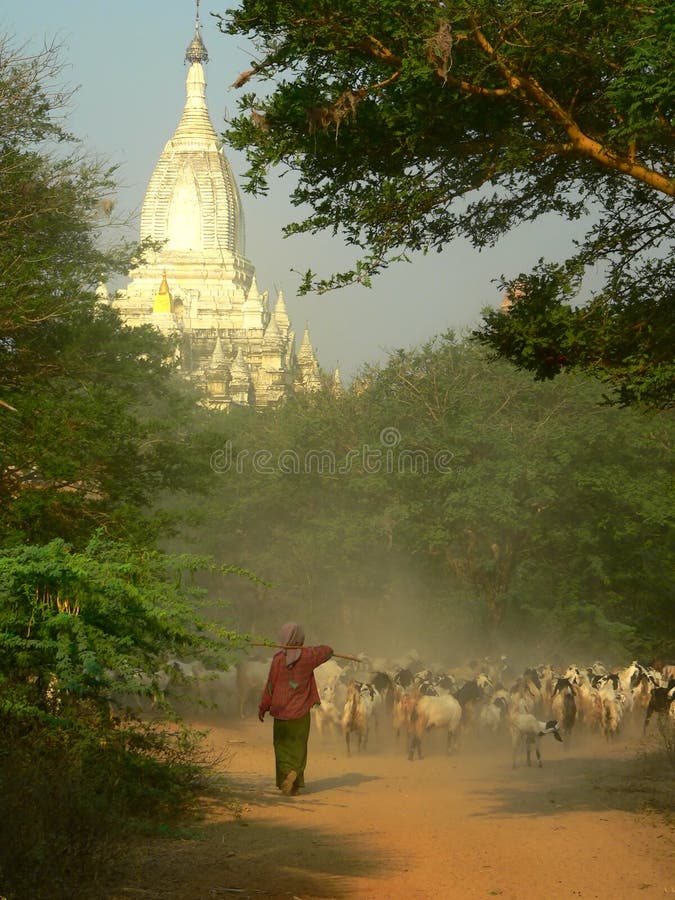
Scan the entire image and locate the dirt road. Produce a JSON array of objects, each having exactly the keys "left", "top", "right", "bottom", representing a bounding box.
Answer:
[{"left": 116, "top": 715, "right": 674, "bottom": 900}]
